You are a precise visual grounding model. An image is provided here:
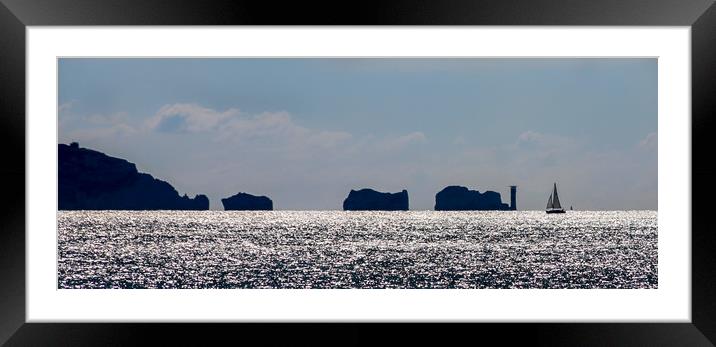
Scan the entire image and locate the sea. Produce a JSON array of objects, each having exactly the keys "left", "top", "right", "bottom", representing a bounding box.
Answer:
[{"left": 58, "top": 210, "right": 658, "bottom": 289}]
